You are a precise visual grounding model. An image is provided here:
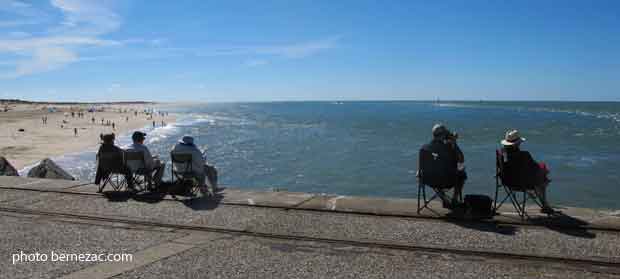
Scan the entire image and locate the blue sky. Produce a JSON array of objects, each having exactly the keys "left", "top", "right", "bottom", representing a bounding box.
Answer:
[{"left": 0, "top": 0, "right": 618, "bottom": 102}]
